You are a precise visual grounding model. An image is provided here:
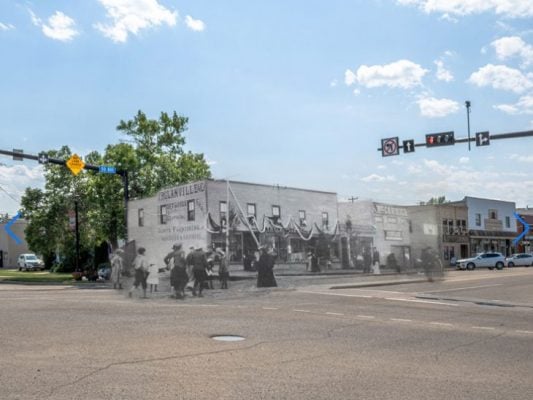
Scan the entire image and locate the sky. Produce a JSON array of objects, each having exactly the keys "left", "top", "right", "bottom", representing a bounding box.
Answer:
[{"left": 1, "top": 0, "right": 533, "bottom": 216}]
